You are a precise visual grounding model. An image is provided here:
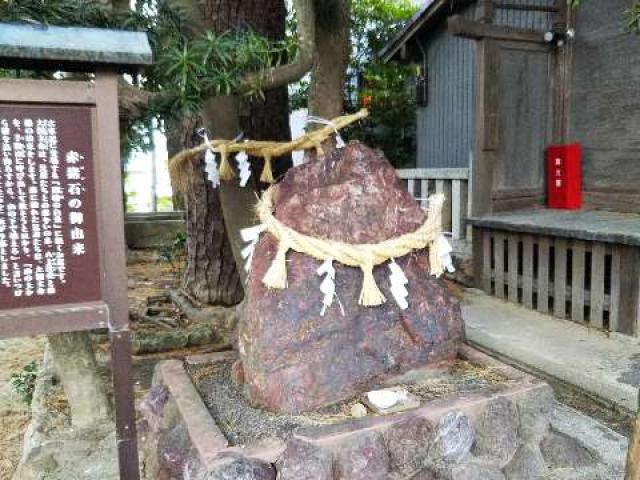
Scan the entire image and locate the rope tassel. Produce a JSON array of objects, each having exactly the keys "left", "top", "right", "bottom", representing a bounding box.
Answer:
[
  {"left": 260, "top": 155, "right": 274, "bottom": 183},
  {"left": 218, "top": 146, "right": 235, "bottom": 181},
  {"left": 359, "top": 261, "right": 386, "bottom": 307},
  {"left": 262, "top": 239, "right": 290, "bottom": 289}
]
